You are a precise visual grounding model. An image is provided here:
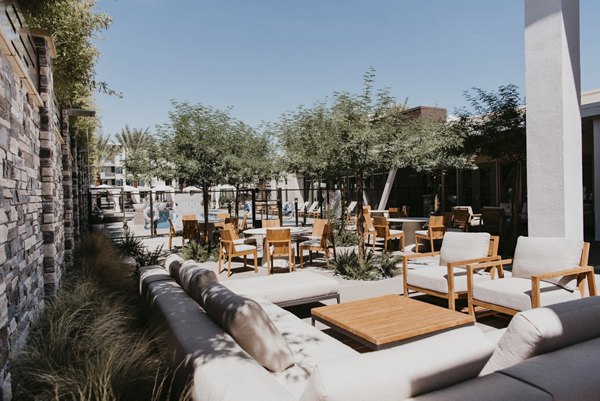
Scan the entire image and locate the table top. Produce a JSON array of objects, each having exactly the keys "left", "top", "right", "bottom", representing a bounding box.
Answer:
[
  {"left": 388, "top": 217, "right": 429, "bottom": 223},
  {"left": 243, "top": 226, "right": 311, "bottom": 236},
  {"left": 311, "top": 295, "right": 473, "bottom": 350}
]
